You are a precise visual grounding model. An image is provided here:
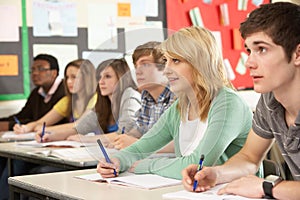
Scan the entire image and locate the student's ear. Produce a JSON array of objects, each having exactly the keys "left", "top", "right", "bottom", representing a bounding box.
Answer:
[
  {"left": 51, "top": 70, "right": 58, "bottom": 78},
  {"left": 294, "top": 44, "right": 300, "bottom": 66}
]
